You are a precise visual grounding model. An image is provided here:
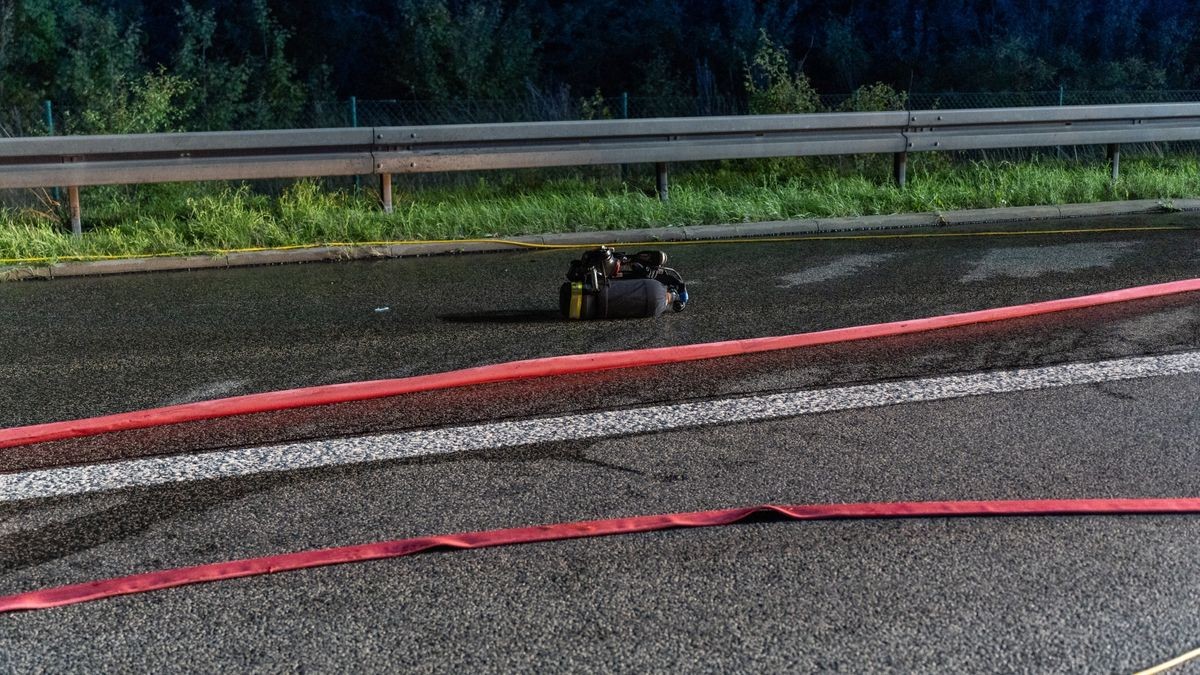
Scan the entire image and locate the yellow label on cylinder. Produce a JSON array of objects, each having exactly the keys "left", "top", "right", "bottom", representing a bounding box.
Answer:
[{"left": 569, "top": 282, "right": 583, "bottom": 319}]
